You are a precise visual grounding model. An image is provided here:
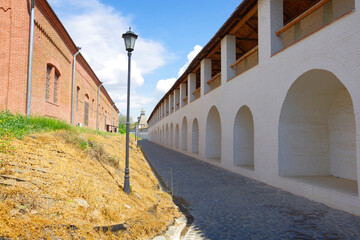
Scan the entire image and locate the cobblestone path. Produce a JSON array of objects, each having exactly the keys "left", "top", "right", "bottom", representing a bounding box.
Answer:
[{"left": 139, "top": 140, "right": 360, "bottom": 240}]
